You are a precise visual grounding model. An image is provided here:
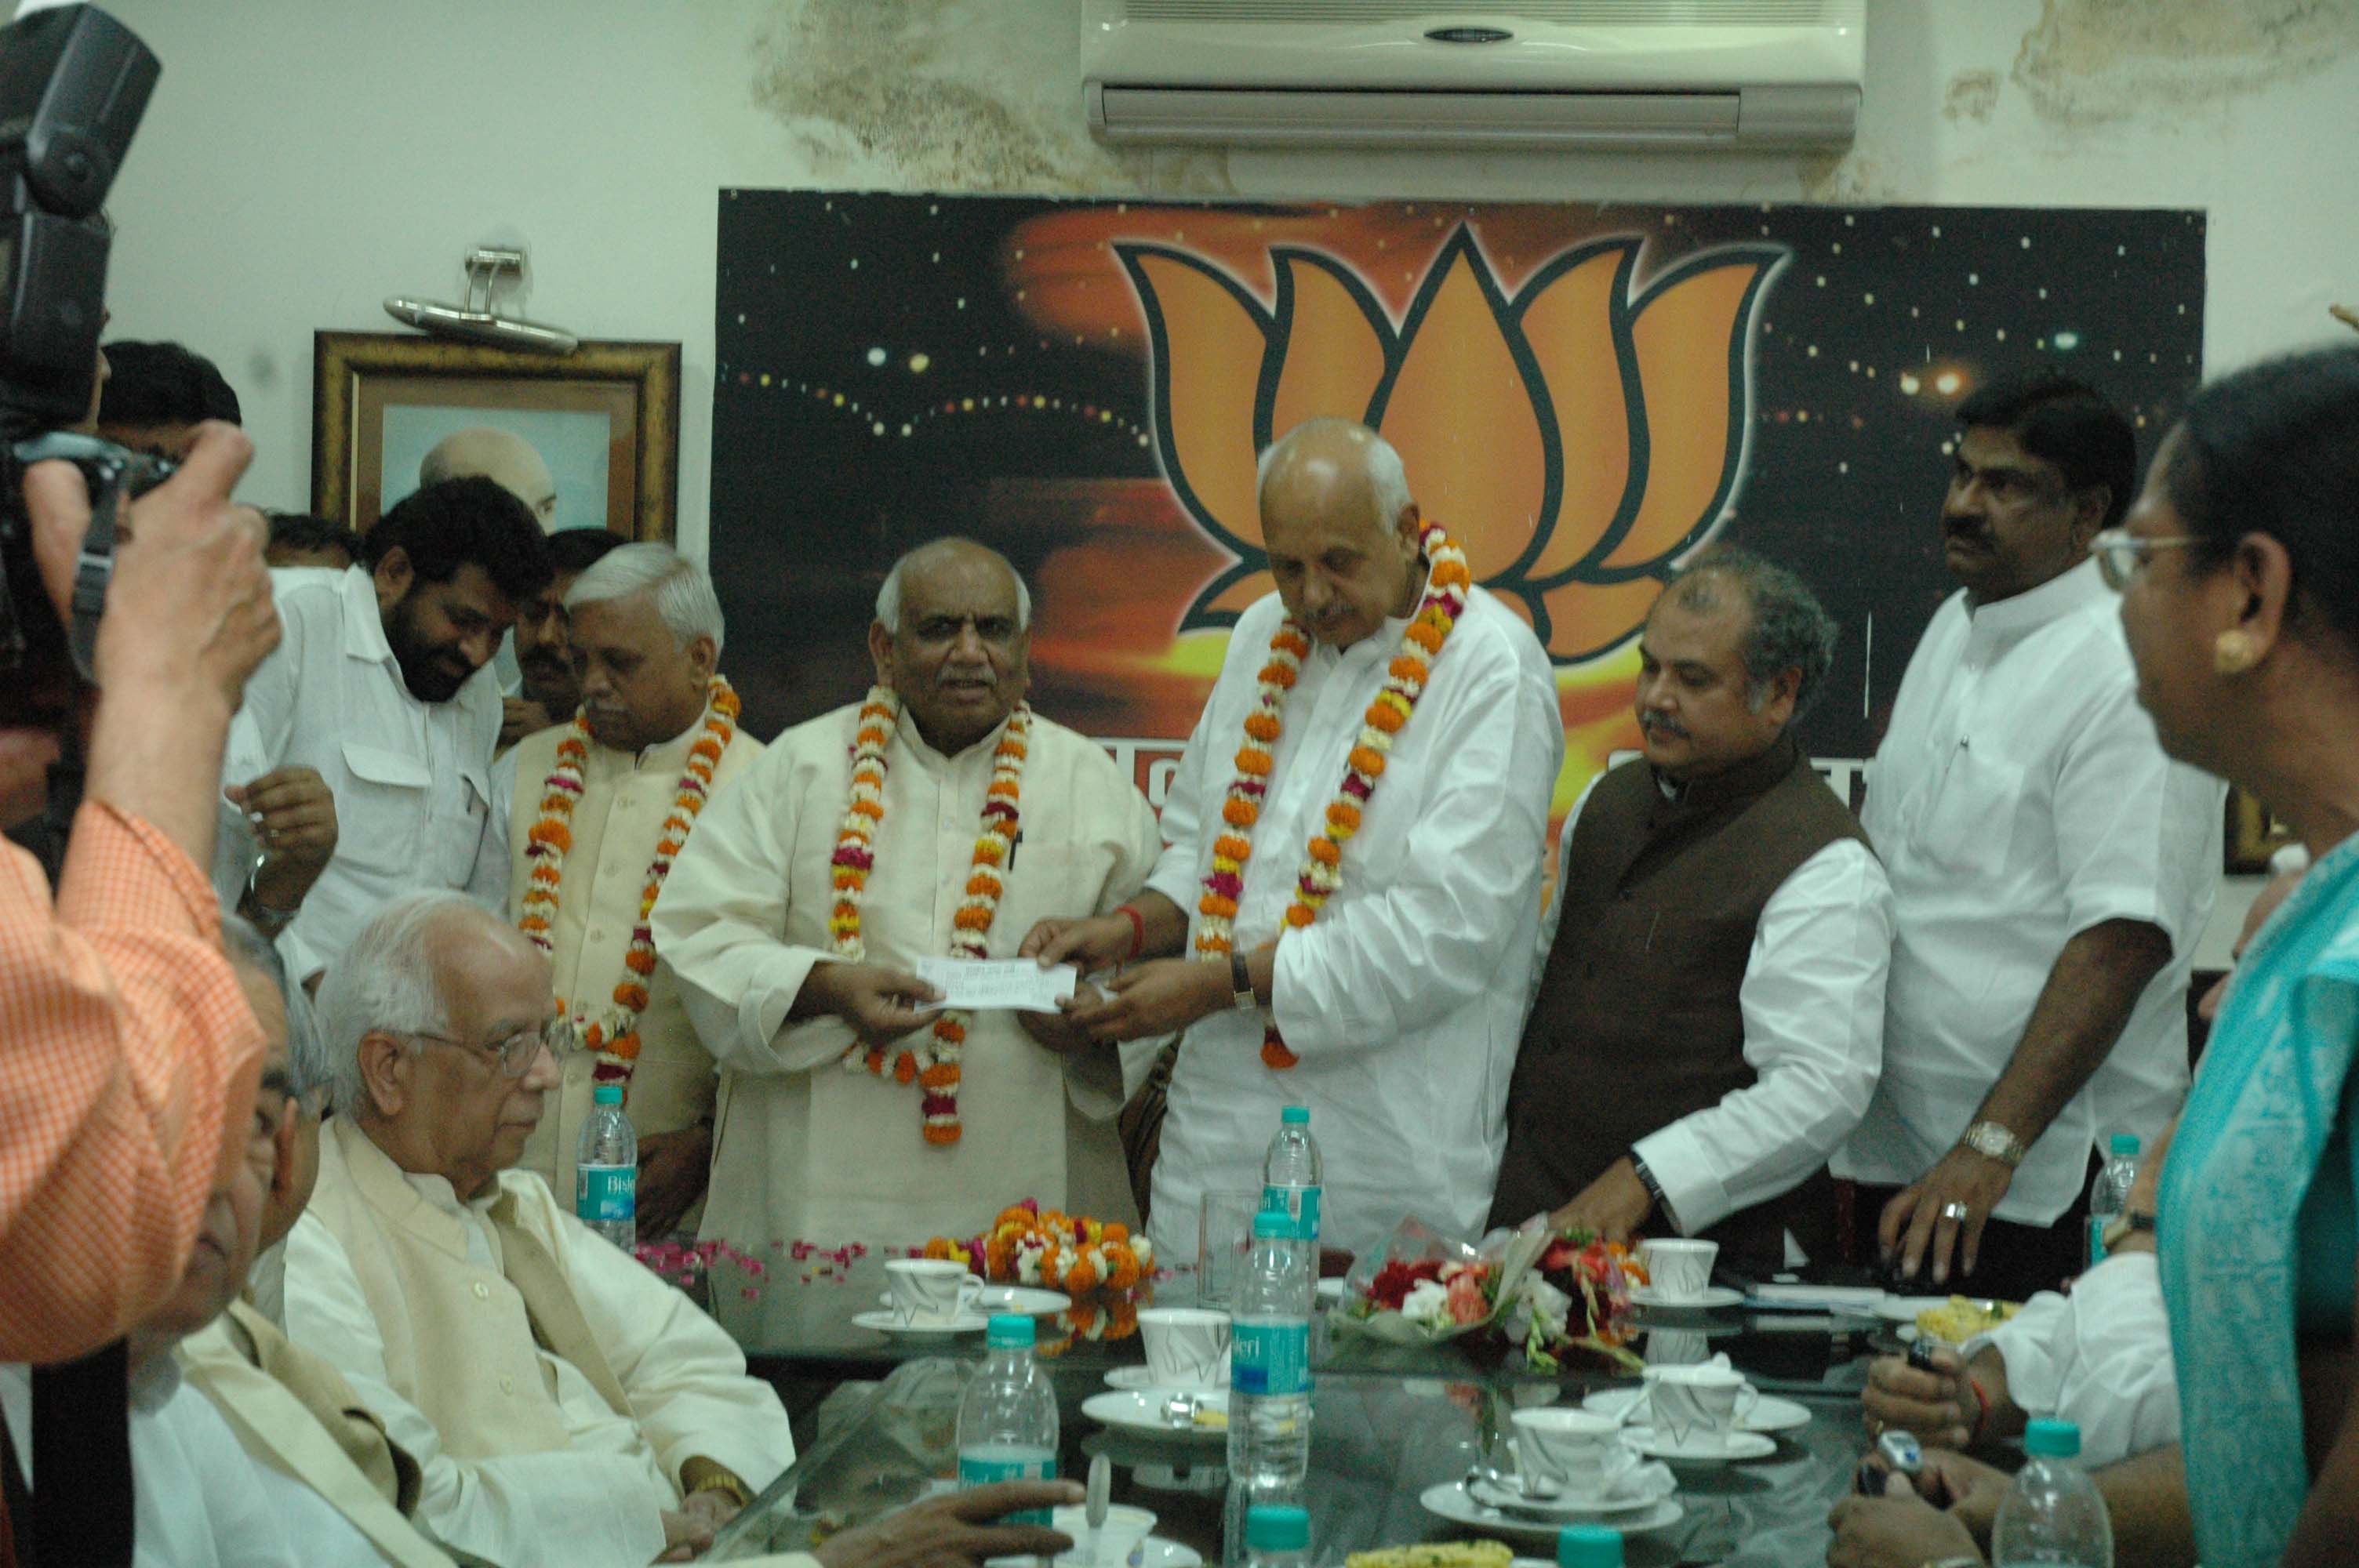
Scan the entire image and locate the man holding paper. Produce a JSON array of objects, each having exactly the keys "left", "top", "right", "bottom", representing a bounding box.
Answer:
[{"left": 650, "top": 539, "right": 1162, "bottom": 1245}]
